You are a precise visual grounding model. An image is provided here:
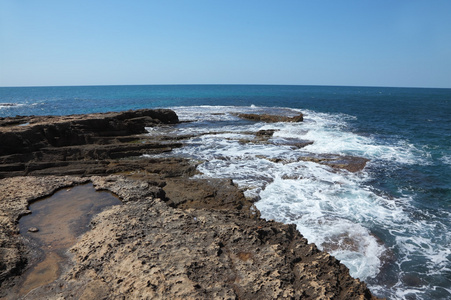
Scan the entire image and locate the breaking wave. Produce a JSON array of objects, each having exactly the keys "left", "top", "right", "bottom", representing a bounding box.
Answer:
[{"left": 146, "top": 105, "right": 450, "bottom": 299}]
